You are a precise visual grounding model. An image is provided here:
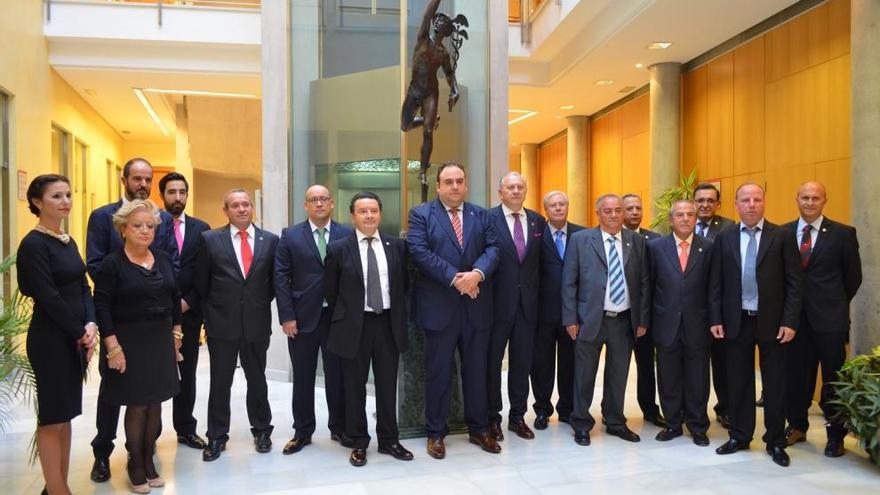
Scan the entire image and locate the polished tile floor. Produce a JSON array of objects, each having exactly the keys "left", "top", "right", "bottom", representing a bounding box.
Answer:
[{"left": 2, "top": 352, "right": 877, "bottom": 494}]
